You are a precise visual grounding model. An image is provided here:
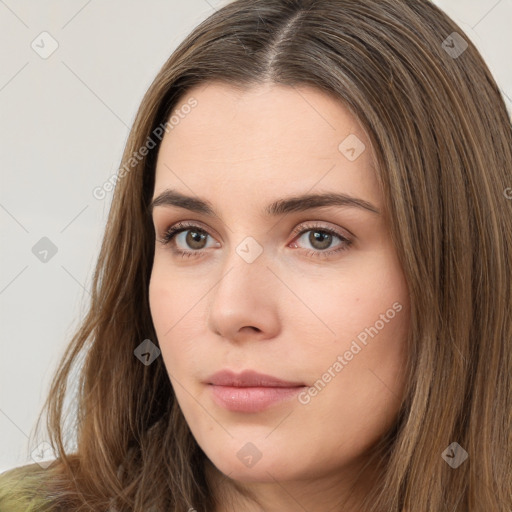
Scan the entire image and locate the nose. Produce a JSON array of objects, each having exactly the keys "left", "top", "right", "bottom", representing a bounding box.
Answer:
[{"left": 207, "top": 242, "right": 281, "bottom": 343}]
